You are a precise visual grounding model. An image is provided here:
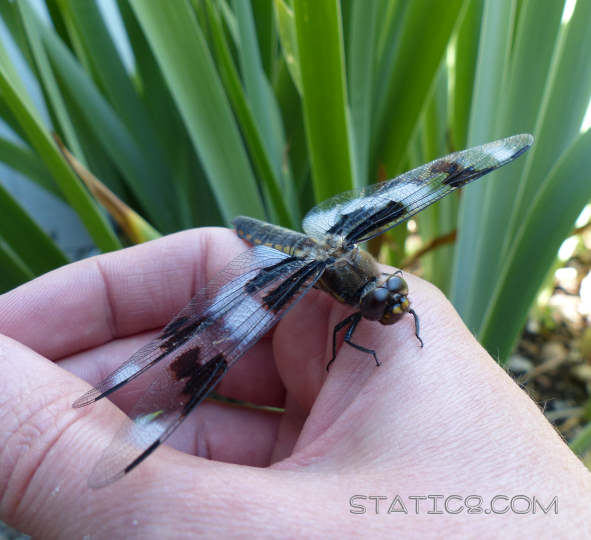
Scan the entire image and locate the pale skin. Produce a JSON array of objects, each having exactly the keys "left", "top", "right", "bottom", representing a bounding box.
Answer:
[{"left": 0, "top": 228, "right": 590, "bottom": 539}]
